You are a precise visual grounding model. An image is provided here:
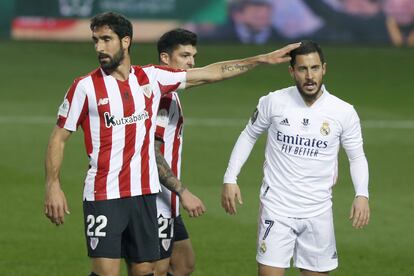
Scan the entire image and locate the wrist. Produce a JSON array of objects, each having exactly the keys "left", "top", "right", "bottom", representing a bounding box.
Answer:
[{"left": 176, "top": 185, "right": 187, "bottom": 197}]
